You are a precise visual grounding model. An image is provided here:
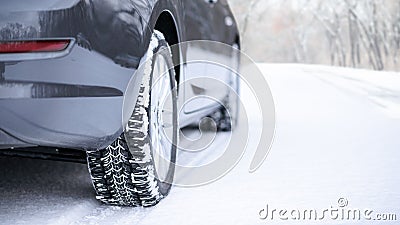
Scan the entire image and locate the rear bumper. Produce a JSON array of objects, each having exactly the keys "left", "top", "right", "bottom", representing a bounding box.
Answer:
[{"left": 0, "top": 44, "right": 141, "bottom": 150}]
